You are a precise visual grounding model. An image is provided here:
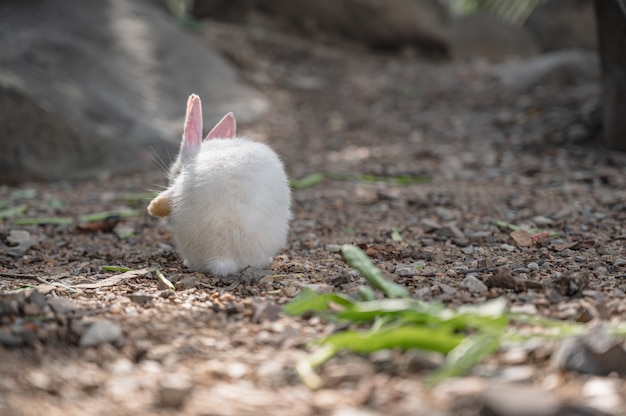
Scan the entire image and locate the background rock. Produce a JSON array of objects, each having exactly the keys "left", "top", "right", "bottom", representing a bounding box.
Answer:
[
  {"left": 494, "top": 50, "right": 600, "bottom": 91},
  {"left": 251, "top": 0, "right": 450, "bottom": 55},
  {"left": 525, "top": 0, "right": 597, "bottom": 52},
  {"left": 0, "top": 0, "right": 267, "bottom": 185},
  {"left": 451, "top": 13, "right": 538, "bottom": 60}
]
